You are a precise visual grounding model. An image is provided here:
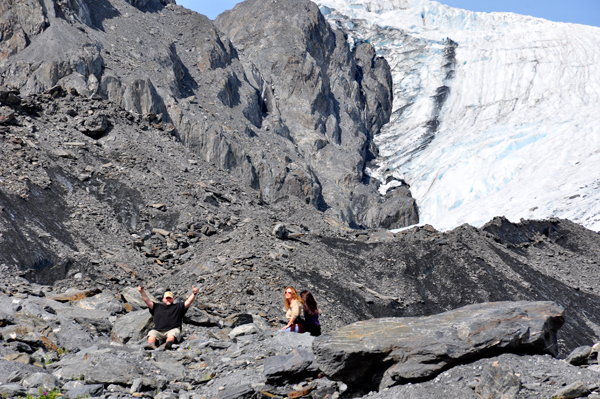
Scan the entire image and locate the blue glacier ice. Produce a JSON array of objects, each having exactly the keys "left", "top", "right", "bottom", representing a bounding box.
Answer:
[{"left": 315, "top": 0, "right": 600, "bottom": 232}]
